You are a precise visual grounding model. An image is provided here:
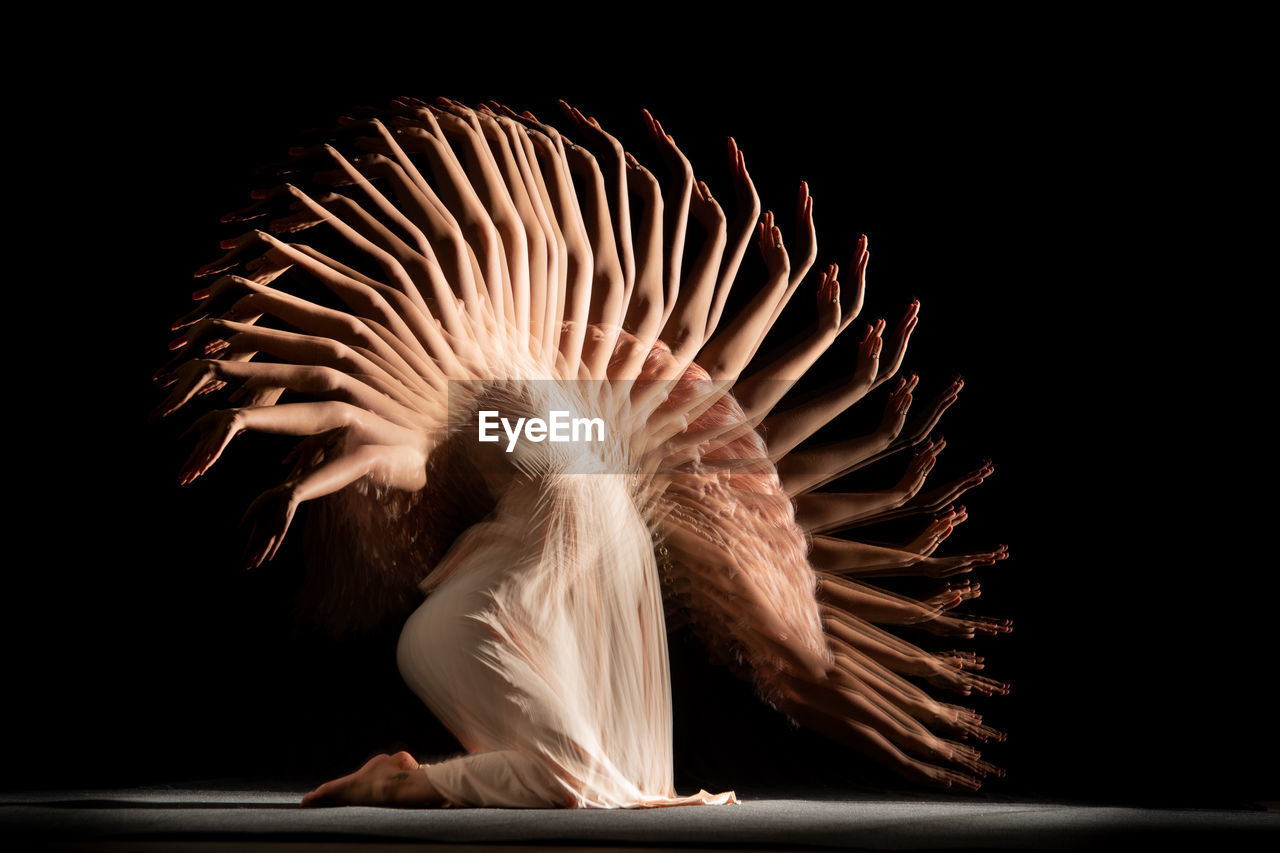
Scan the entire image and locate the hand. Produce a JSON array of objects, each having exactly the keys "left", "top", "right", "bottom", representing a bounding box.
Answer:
[
  {"left": 894, "top": 437, "right": 943, "bottom": 504},
  {"left": 559, "top": 100, "right": 626, "bottom": 164},
  {"left": 901, "top": 759, "right": 981, "bottom": 792},
  {"left": 642, "top": 107, "right": 693, "bottom": 183},
  {"left": 933, "top": 702, "right": 1006, "bottom": 743},
  {"left": 936, "top": 649, "right": 985, "bottom": 672},
  {"left": 899, "top": 376, "right": 963, "bottom": 447},
  {"left": 815, "top": 266, "right": 841, "bottom": 337},
  {"left": 852, "top": 319, "right": 884, "bottom": 389},
  {"left": 873, "top": 300, "right": 919, "bottom": 388},
  {"left": 690, "top": 179, "right": 725, "bottom": 231},
  {"left": 926, "top": 656, "right": 1011, "bottom": 695},
  {"left": 903, "top": 505, "right": 966, "bottom": 555},
  {"left": 923, "top": 580, "right": 981, "bottom": 610},
  {"left": 918, "top": 544, "right": 1008, "bottom": 580},
  {"left": 170, "top": 274, "right": 259, "bottom": 332},
  {"left": 727, "top": 137, "right": 761, "bottom": 227},
  {"left": 153, "top": 360, "right": 226, "bottom": 421},
  {"left": 875, "top": 373, "right": 919, "bottom": 442},
  {"left": 240, "top": 482, "right": 300, "bottom": 569},
  {"left": 178, "top": 408, "right": 243, "bottom": 484},
  {"left": 909, "top": 459, "right": 994, "bottom": 511},
  {"left": 166, "top": 316, "right": 236, "bottom": 360},
  {"left": 835, "top": 234, "right": 868, "bottom": 331},
  {"left": 758, "top": 211, "right": 790, "bottom": 277},
  {"left": 790, "top": 182, "right": 817, "bottom": 288}
]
